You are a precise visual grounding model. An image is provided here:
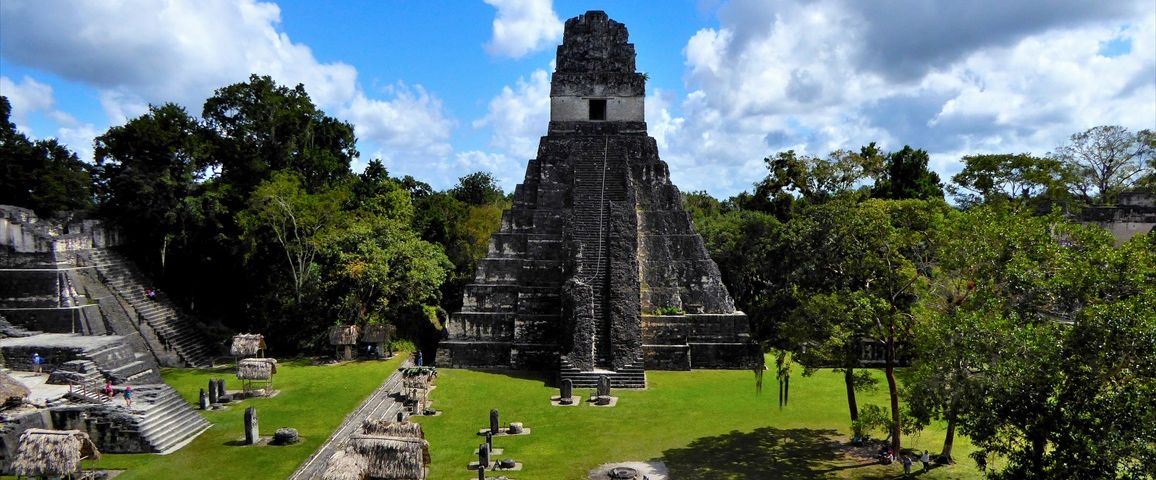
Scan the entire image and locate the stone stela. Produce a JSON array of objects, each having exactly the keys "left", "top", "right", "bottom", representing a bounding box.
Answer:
[{"left": 437, "top": 10, "right": 759, "bottom": 388}]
